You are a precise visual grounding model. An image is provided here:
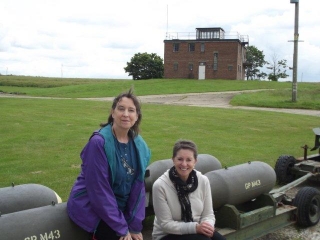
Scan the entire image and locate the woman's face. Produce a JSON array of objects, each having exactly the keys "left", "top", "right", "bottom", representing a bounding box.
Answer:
[
  {"left": 112, "top": 97, "right": 138, "bottom": 131},
  {"left": 172, "top": 149, "right": 197, "bottom": 182}
]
